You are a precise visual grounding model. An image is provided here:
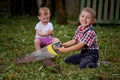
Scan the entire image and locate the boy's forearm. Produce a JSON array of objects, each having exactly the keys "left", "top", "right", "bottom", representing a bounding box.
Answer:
[
  {"left": 65, "top": 42, "right": 84, "bottom": 52},
  {"left": 64, "top": 39, "right": 76, "bottom": 47}
]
